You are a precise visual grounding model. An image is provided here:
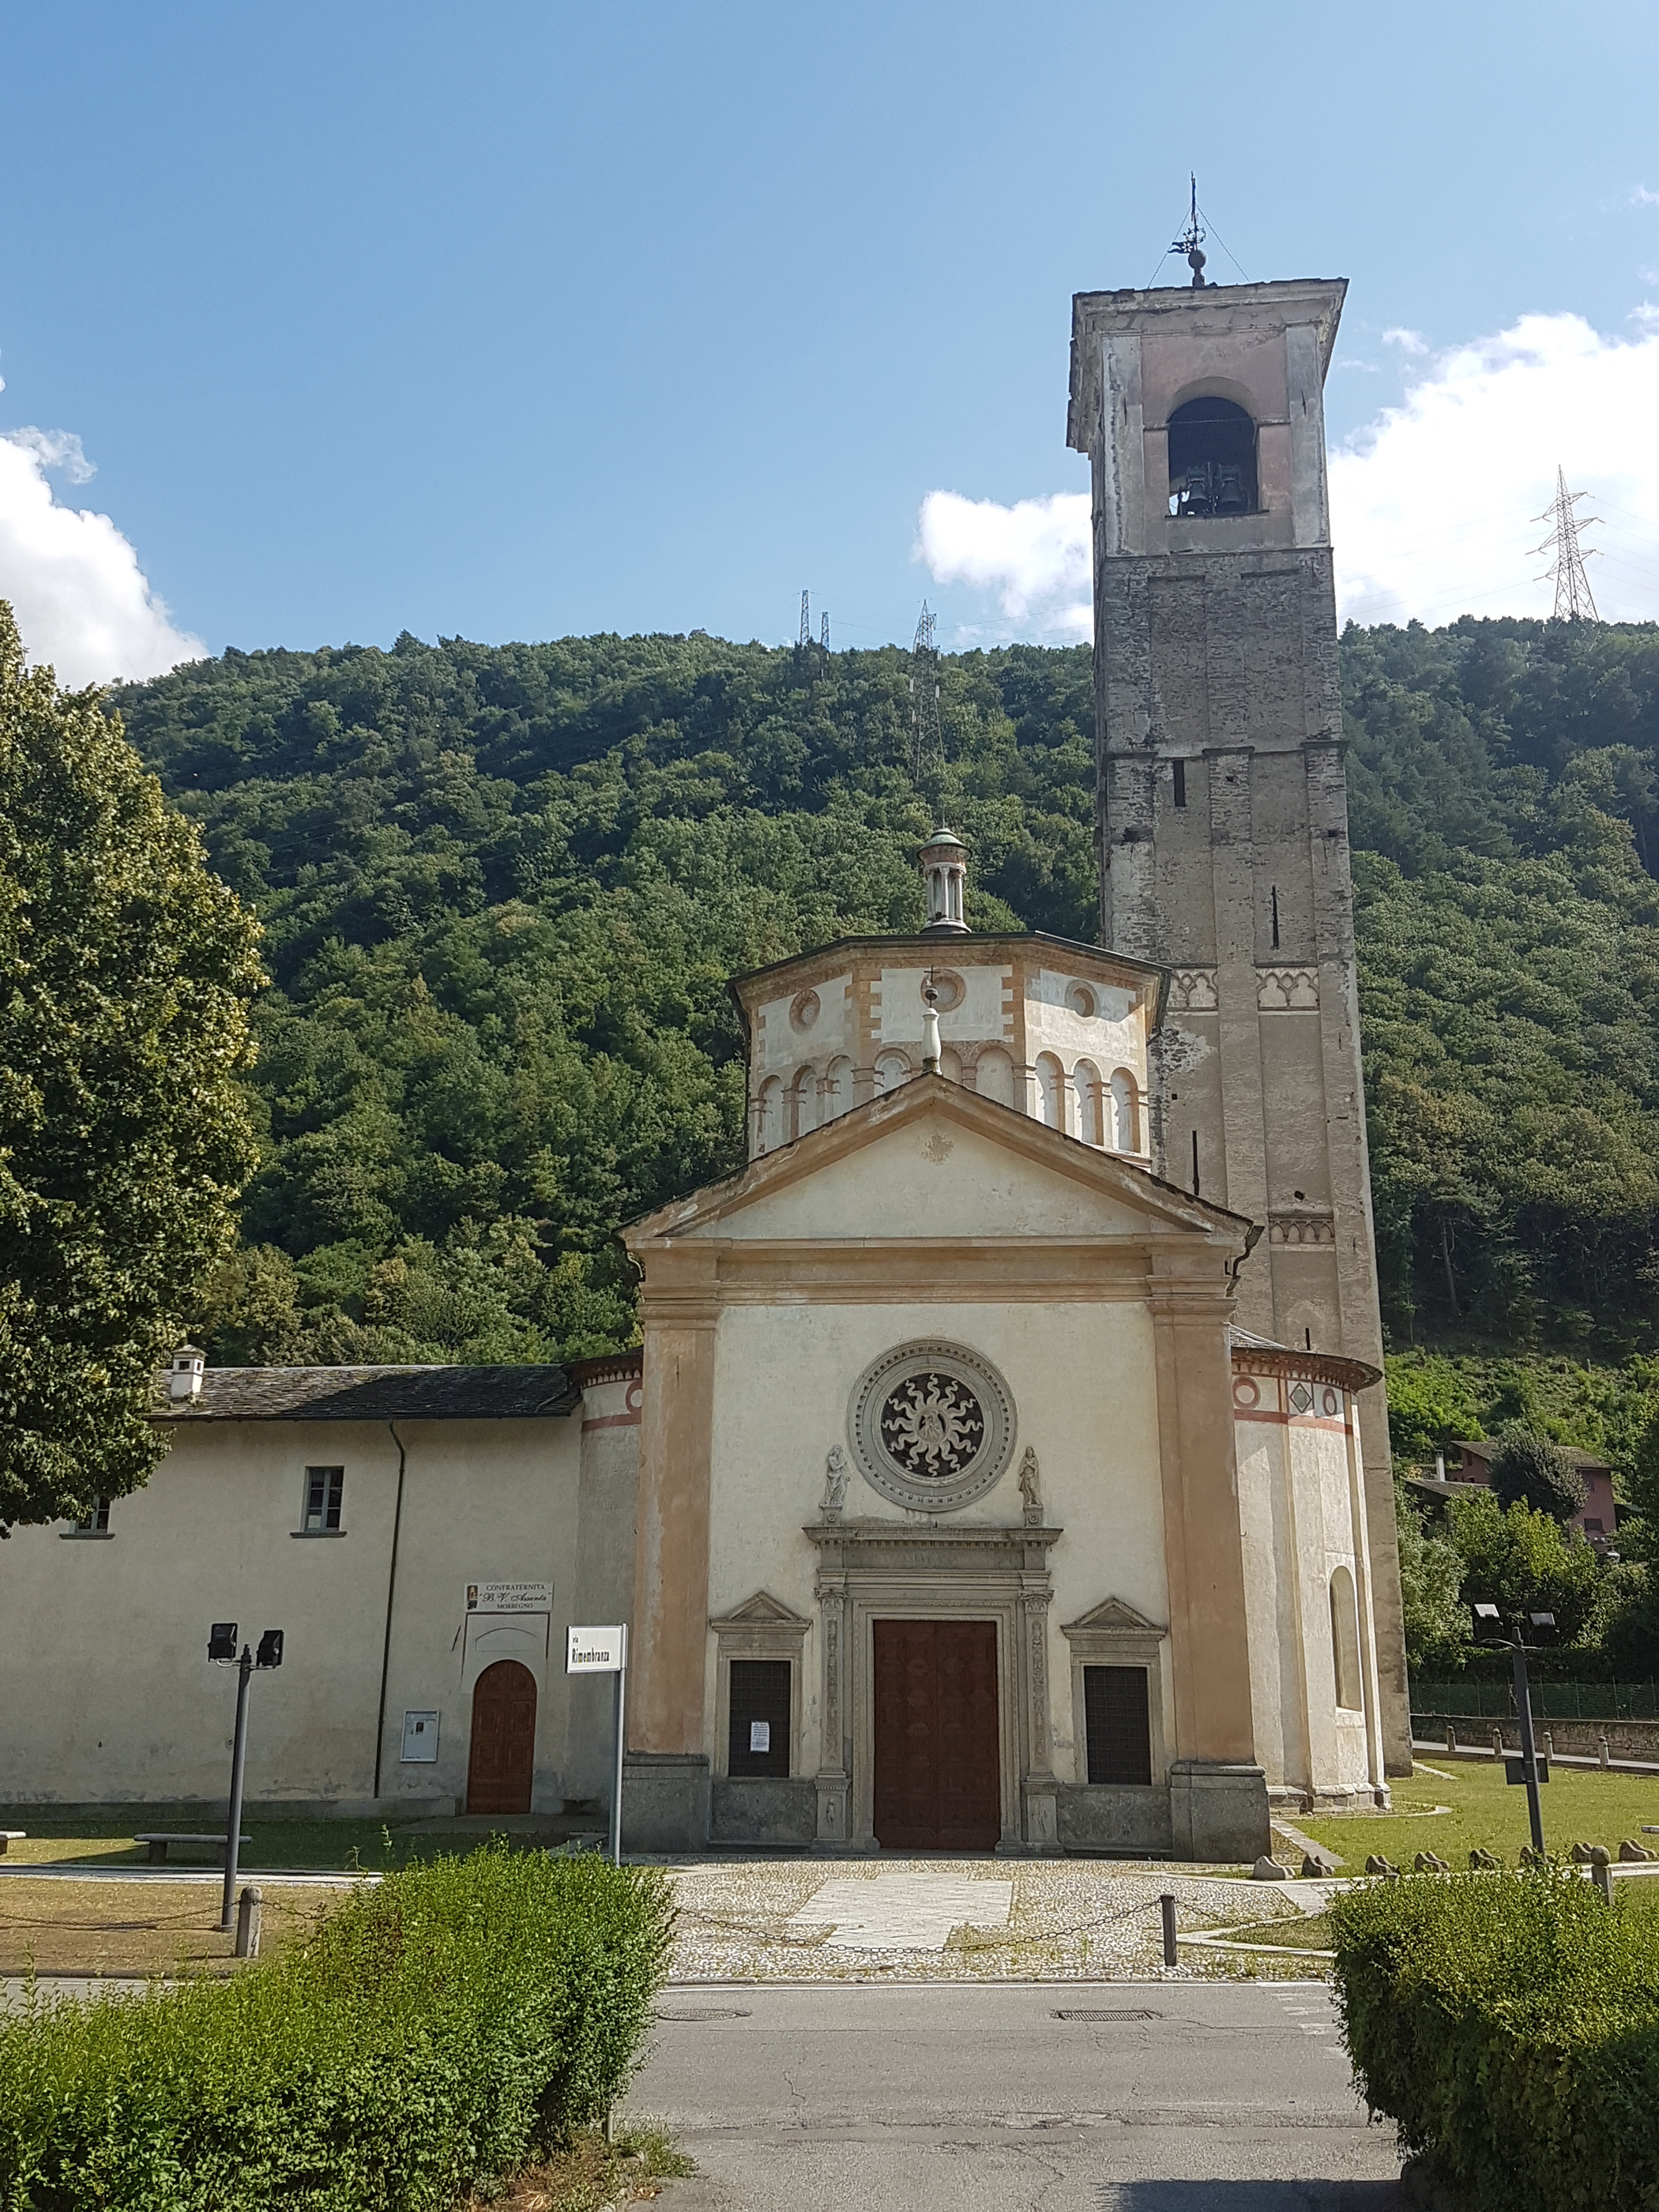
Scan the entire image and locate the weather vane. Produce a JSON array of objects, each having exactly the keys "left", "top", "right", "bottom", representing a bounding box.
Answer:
[{"left": 1171, "top": 175, "right": 1207, "bottom": 288}]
